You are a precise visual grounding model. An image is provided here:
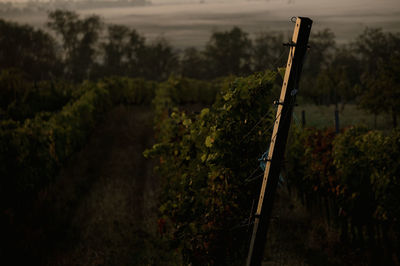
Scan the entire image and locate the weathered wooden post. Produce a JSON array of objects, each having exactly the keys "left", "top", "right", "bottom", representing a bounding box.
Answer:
[
  {"left": 246, "top": 17, "right": 312, "bottom": 266},
  {"left": 334, "top": 109, "right": 340, "bottom": 133},
  {"left": 301, "top": 110, "right": 306, "bottom": 127}
]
